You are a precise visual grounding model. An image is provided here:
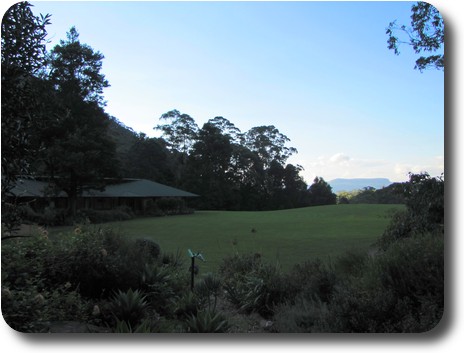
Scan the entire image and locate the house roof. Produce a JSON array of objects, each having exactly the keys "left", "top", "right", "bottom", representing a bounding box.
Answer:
[
  {"left": 84, "top": 179, "right": 198, "bottom": 198},
  {"left": 9, "top": 178, "right": 198, "bottom": 198}
]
